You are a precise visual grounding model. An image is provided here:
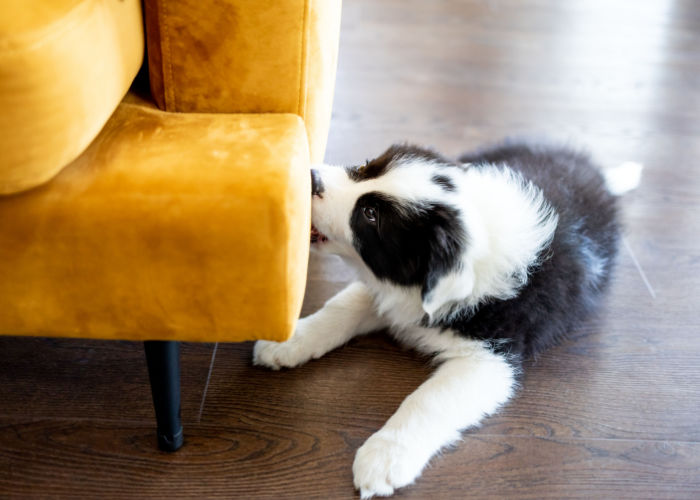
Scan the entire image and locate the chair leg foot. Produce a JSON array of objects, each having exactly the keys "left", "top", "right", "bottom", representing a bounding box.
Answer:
[{"left": 144, "top": 340, "right": 184, "bottom": 452}]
